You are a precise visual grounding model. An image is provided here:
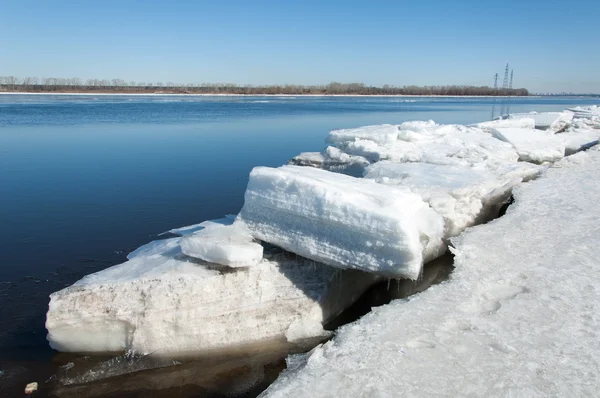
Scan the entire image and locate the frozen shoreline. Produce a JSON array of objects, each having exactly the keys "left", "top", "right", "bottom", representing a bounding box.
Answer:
[{"left": 262, "top": 146, "right": 600, "bottom": 398}]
